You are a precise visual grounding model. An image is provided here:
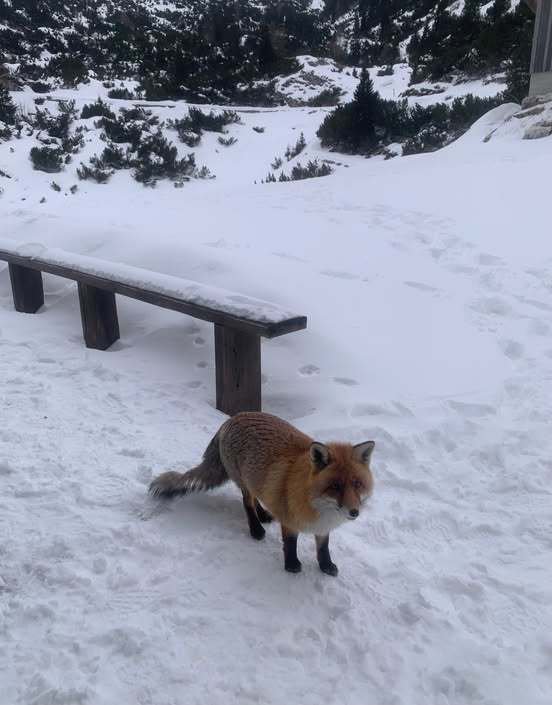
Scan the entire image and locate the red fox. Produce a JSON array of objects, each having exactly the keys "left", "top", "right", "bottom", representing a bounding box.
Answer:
[{"left": 149, "top": 412, "right": 375, "bottom": 576}]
